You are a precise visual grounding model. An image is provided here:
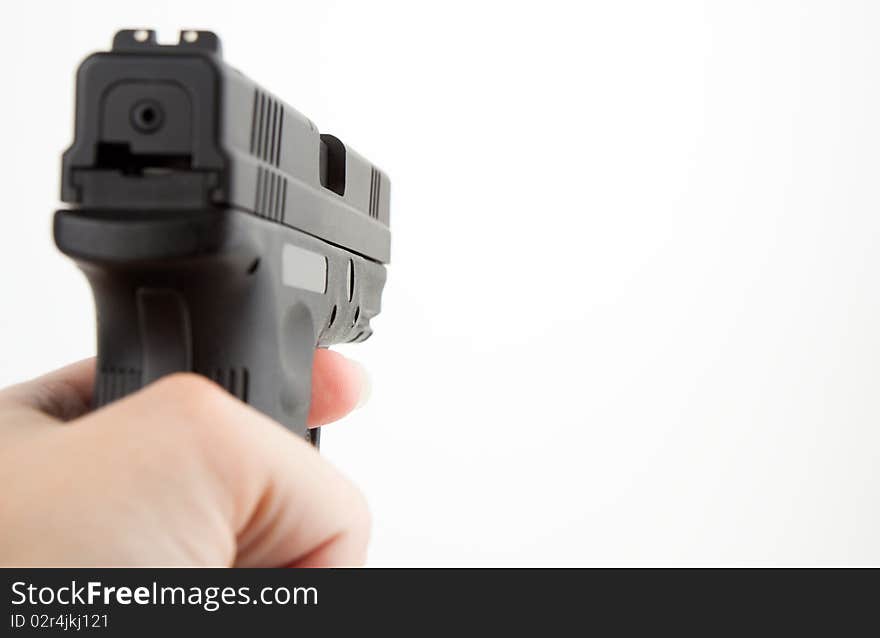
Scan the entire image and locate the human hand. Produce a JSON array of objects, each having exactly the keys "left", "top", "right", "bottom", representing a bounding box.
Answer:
[{"left": 0, "top": 352, "right": 370, "bottom": 567}]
